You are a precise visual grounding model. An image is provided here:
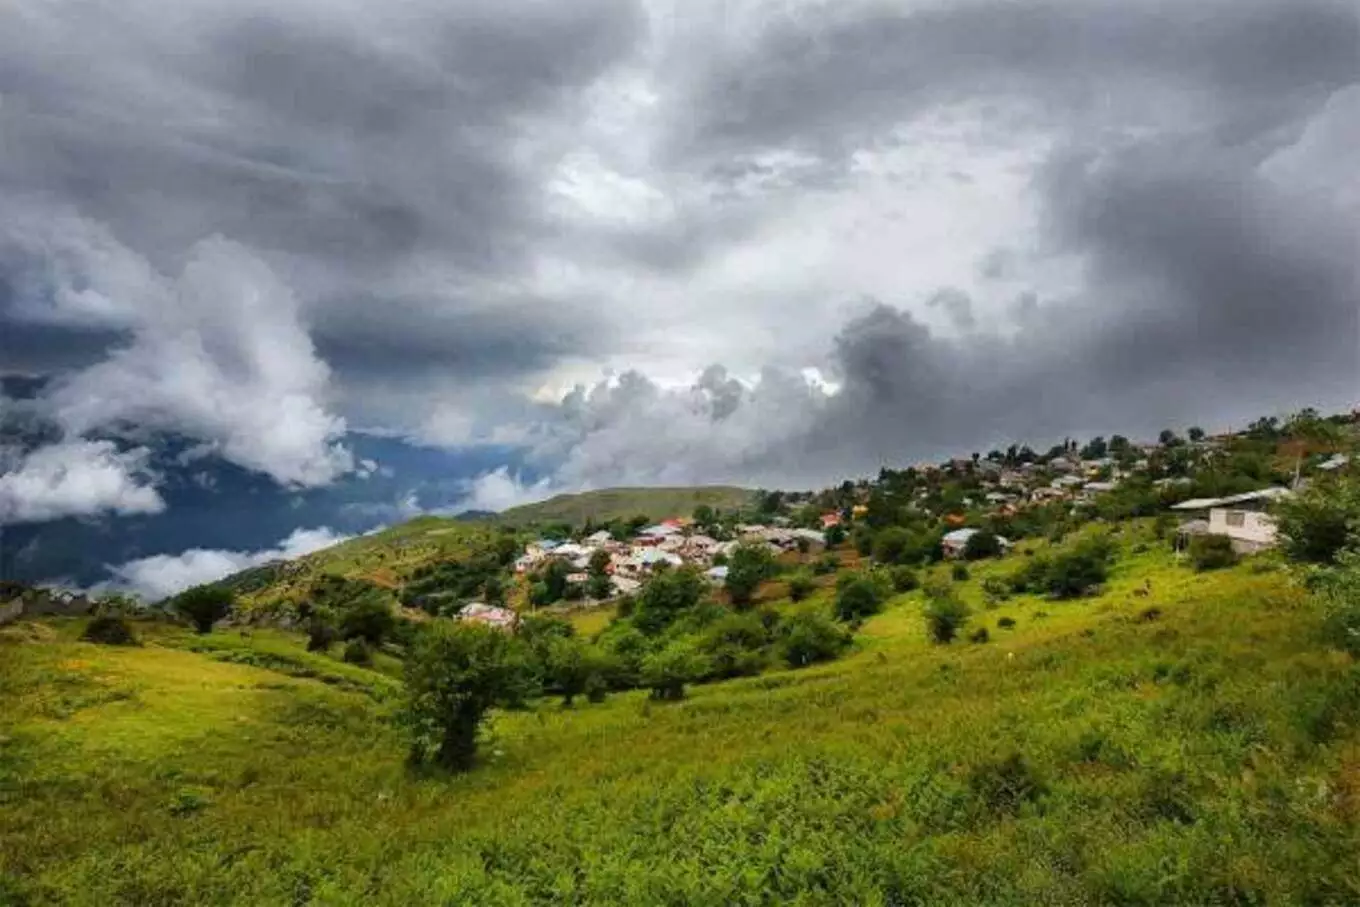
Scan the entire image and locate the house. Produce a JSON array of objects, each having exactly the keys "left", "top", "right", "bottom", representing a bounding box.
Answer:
[
  {"left": 1171, "top": 487, "right": 1291, "bottom": 553},
  {"left": 941, "top": 528, "right": 1012, "bottom": 559},
  {"left": 820, "top": 512, "right": 843, "bottom": 529},
  {"left": 636, "top": 524, "right": 681, "bottom": 545},
  {"left": 1051, "top": 475, "right": 1084, "bottom": 489},
  {"left": 456, "top": 603, "right": 519, "bottom": 631},
  {"left": 1317, "top": 454, "right": 1351, "bottom": 472},
  {"left": 705, "top": 565, "right": 729, "bottom": 584},
  {"left": 1048, "top": 456, "right": 1078, "bottom": 473},
  {"left": 584, "top": 530, "right": 613, "bottom": 545},
  {"left": 610, "top": 576, "right": 641, "bottom": 596},
  {"left": 1081, "top": 481, "right": 1117, "bottom": 498}
]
